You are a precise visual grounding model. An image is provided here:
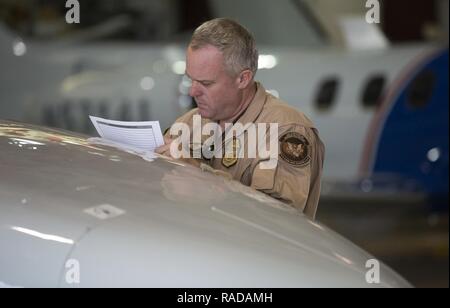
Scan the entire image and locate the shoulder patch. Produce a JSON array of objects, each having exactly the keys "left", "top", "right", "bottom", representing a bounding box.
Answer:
[{"left": 279, "top": 132, "right": 310, "bottom": 167}]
